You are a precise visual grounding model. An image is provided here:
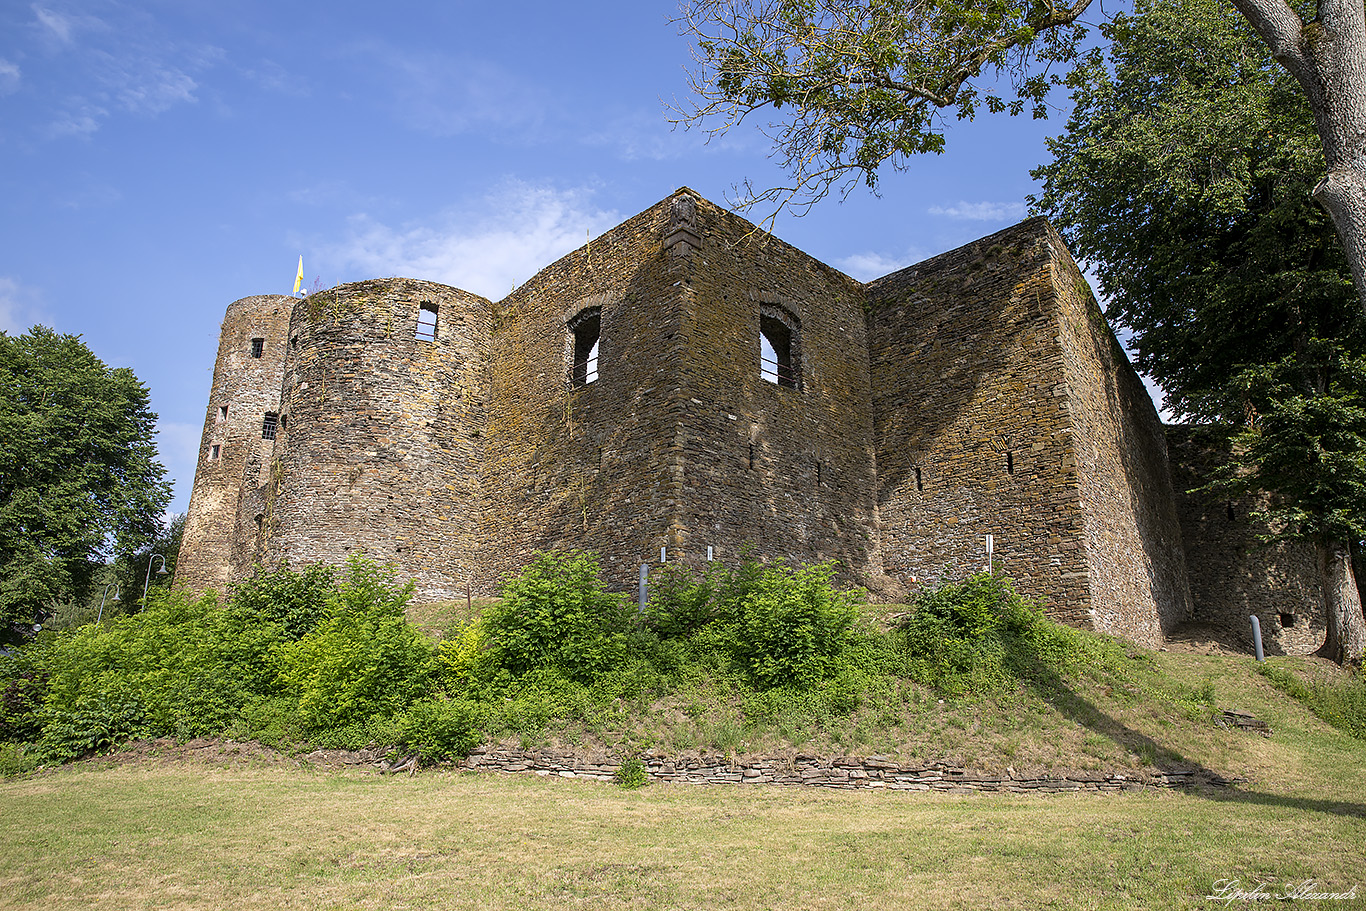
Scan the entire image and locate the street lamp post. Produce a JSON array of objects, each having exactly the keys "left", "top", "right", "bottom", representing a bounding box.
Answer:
[
  {"left": 142, "top": 553, "right": 168, "bottom": 607},
  {"left": 97, "top": 583, "right": 121, "bottom": 623}
]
